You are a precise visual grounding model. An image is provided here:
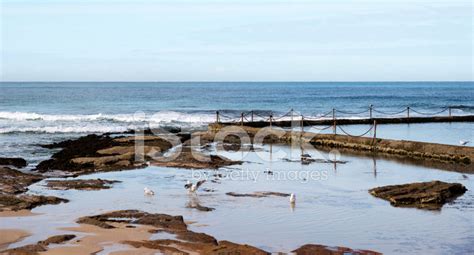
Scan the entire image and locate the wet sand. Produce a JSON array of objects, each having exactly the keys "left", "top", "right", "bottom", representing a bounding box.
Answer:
[
  {"left": 47, "top": 223, "right": 157, "bottom": 255},
  {"left": 0, "top": 229, "right": 30, "bottom": 250},
  {"left": 0, "top": 210, "right": 37, "bottom": 218}
]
